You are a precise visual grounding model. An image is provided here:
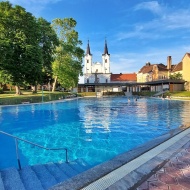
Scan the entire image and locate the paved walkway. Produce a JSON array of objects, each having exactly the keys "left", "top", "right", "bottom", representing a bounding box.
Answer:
[{"left": 137, "top": 141, "right": 190, "bottom": 190}]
